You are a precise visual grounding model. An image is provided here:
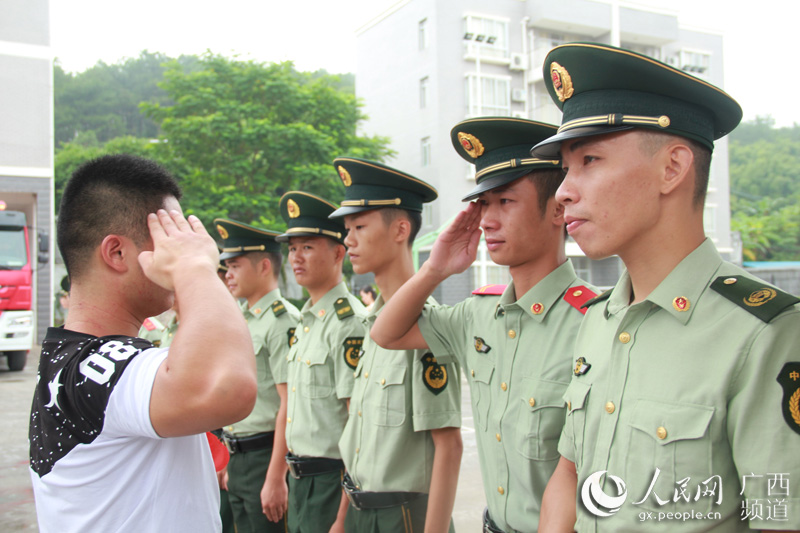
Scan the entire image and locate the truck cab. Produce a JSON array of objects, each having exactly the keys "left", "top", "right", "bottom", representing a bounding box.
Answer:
[{"left": 0, "top": 210, "right": 33, "bottom": 371}]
